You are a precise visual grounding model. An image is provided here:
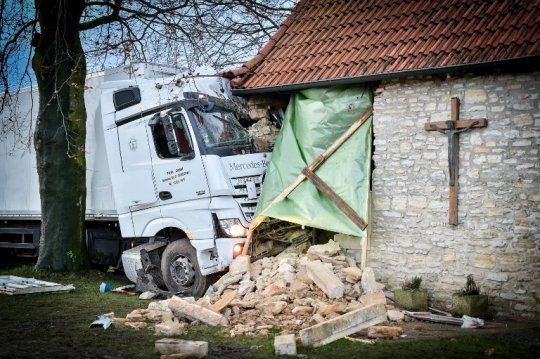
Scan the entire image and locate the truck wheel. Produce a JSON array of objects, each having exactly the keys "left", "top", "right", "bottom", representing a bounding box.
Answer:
[{"left": 161, "top": 240, "right": 209, "bottom": 297}]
